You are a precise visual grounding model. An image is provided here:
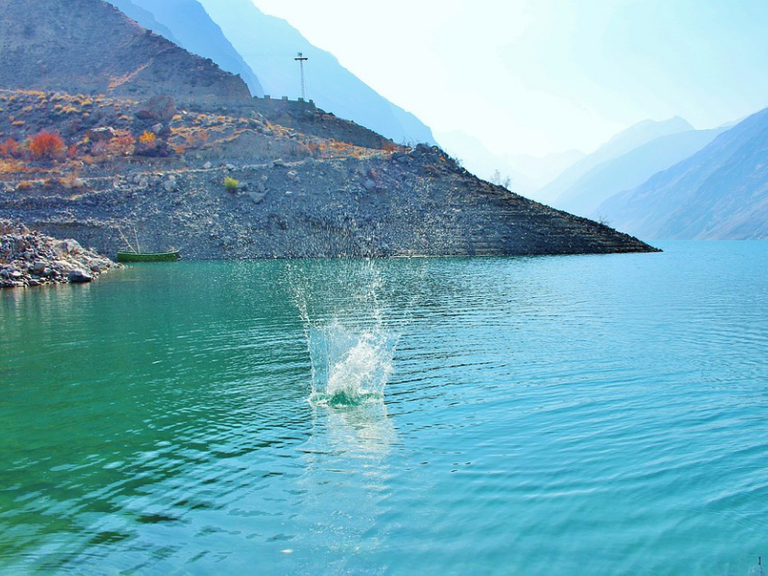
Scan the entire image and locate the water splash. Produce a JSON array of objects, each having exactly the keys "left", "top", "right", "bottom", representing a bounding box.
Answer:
[
  {"left": 307, "top": 322, "right": 394, "bottom": 407},
  {"left": 284, "top": 260, "right": 397, "bottom": 408}
]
